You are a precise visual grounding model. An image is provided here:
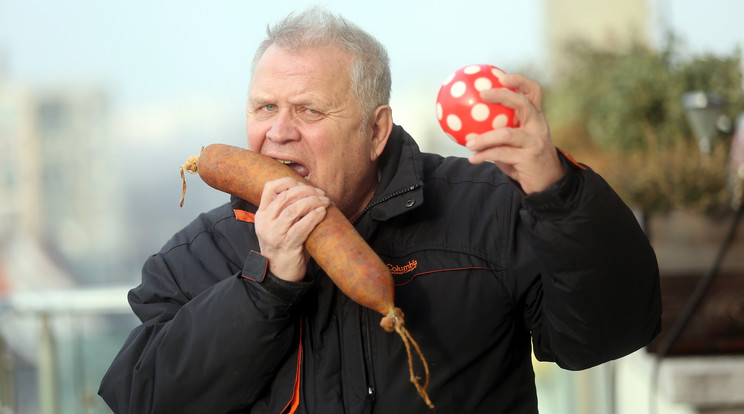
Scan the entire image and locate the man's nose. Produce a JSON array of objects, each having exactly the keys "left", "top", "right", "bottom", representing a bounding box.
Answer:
[{"left": 266, "top": 110, "right": 301, "bottom": 143}]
